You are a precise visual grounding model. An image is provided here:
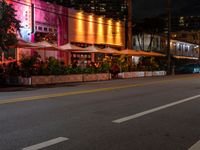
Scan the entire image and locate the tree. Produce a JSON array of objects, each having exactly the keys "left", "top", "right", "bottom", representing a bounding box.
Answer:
[
  {"left": 133, "top": 20, "right": 145, "bottom": 50},
  {"left": 0, "top": 0, "right": 21, "bottom": 52},
  {"left": 133, "top": 17, "right": 165, "bottom": 51}
]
